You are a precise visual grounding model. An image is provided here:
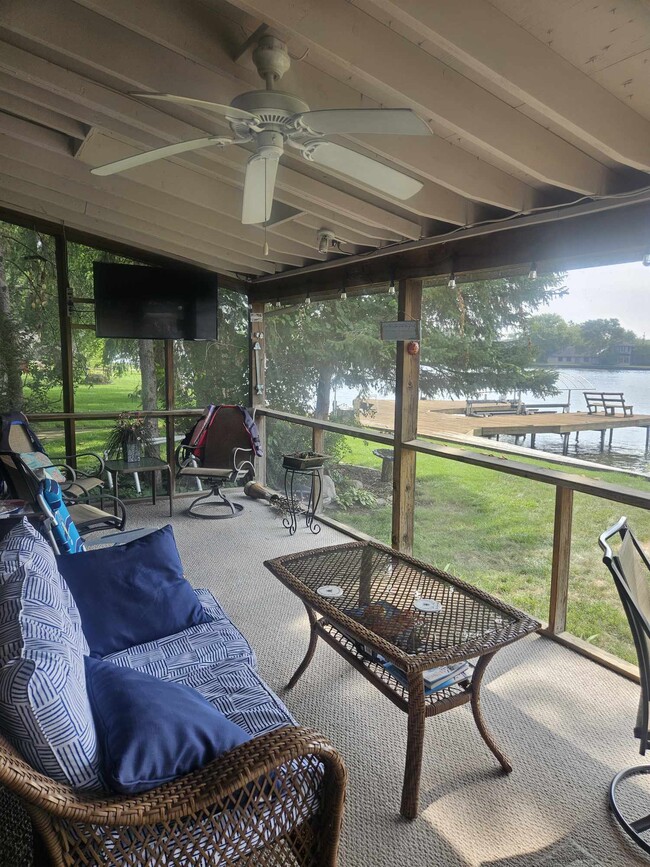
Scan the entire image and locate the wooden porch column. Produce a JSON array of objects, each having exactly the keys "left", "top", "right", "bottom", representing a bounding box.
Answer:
[
  {"left": 163, "top": 339, "right": 176, "bottom": 498},
  {"left": 391, "top": 278, "right": 422, "bottom": 555},
  {"left": 547, "top": 485, "right": 574, "bottom": 634},
  {"left": 249, "top": 300, "right": 267, "bottom": 485},
  {"left": 55, "top": 234, "right": 76, "bottom": 462}
]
